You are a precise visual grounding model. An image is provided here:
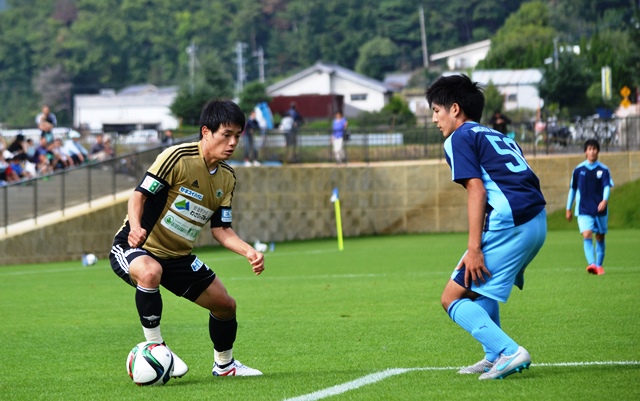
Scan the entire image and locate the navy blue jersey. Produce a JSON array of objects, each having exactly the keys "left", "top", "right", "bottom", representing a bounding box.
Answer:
[
  {"left": 569, "top": 161, "right": 613, "bottom": 216},
  {"left": 444, "top": 122, "right": 546, "bottom": 231}
]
